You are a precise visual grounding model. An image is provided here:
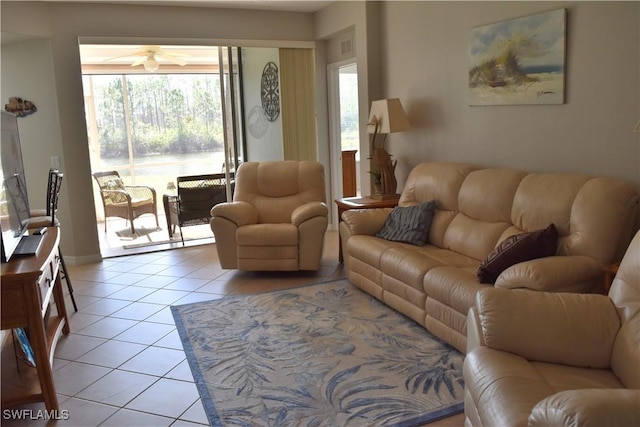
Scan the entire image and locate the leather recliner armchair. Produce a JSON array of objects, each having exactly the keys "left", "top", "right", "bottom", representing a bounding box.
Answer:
[
  {"left": 463, "top": 230, "right": 640, "bottom": 426},
  {"left": 210, "top": 161, "right": 328, "bottom": 271}
]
